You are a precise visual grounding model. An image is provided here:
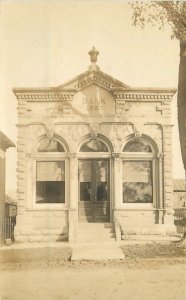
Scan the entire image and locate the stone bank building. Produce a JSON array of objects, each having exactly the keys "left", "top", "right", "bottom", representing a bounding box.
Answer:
[{"left": 13, "top": 48, "right": 177, "bottom": 242}]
